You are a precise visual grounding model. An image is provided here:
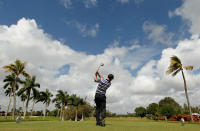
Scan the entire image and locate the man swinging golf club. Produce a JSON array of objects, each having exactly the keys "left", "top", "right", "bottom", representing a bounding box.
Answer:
[{"left": 94, "top": 63, "right": 114, "bottom": 127}]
